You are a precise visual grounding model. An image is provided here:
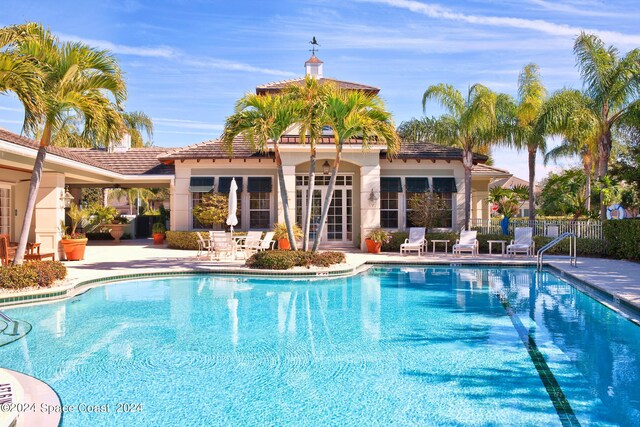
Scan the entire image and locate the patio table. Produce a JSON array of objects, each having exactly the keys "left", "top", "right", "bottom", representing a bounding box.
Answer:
[{"left": 431, "top": 239, "right": 449, "bottom": 254}]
